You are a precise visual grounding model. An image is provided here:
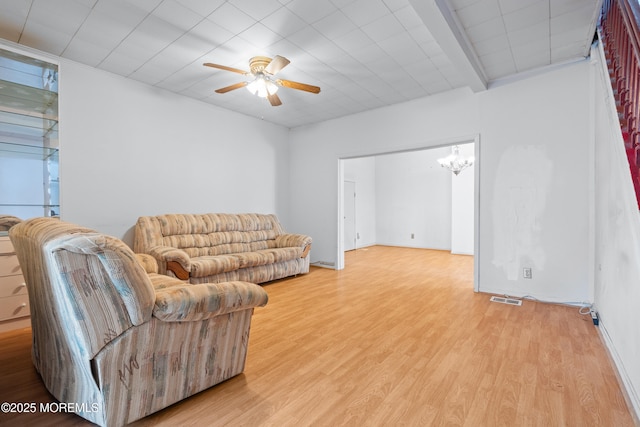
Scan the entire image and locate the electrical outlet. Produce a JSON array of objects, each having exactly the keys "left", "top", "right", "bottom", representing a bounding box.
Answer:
[
  {"left": 523, "top": 268, "right": 532, "bottom": 279},
  {"left": 411, "top": 233, "right": 415, "bottom": 239},
  {"left": 357, "top": 233, "right": 360, "bottom": 239}
]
